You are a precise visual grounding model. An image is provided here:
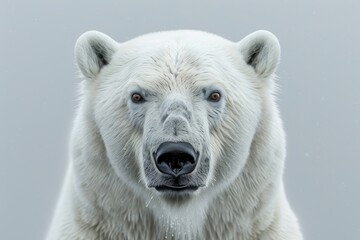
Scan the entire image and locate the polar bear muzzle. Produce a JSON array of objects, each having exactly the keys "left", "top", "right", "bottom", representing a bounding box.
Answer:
[{"left": 150, "top": 141, "right": 204, "bottom": 194}]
